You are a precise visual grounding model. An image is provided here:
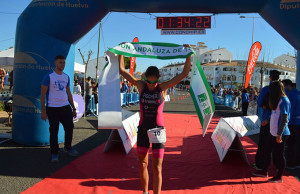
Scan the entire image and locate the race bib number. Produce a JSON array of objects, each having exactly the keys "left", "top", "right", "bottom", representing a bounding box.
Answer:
[{"left": 147, "top": 127, "right": 166, "bottom": 143}]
